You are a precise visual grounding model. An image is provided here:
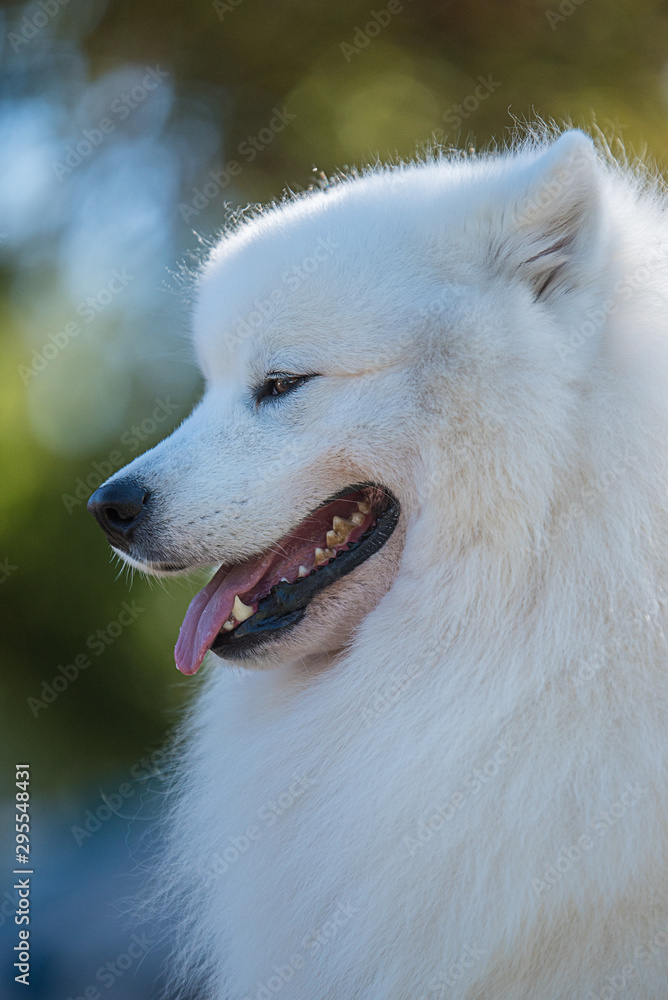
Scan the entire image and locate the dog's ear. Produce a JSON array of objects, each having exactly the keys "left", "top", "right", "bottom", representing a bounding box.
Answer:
[{"left": 499, "top": 131, "right": 604, "bottom": 301}]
